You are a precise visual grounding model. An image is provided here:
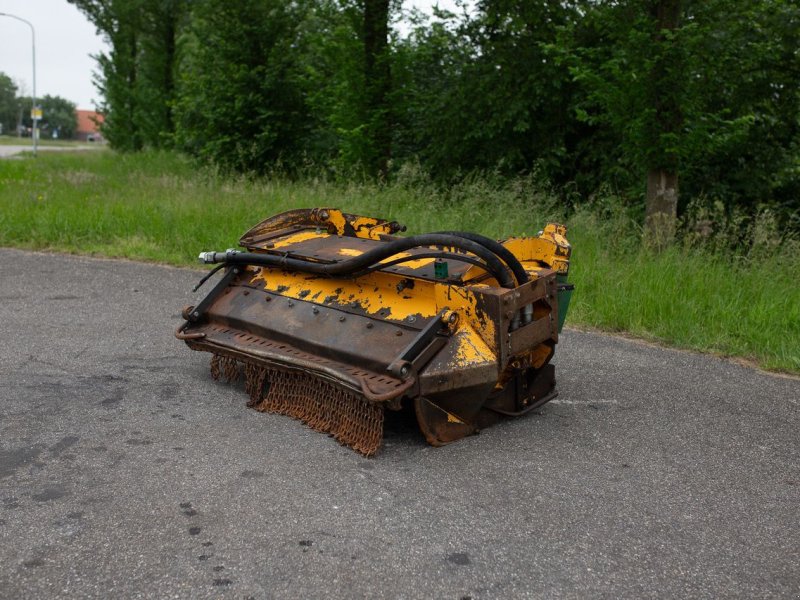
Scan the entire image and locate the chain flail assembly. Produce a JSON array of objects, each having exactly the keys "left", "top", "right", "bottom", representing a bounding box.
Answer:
[{"left": 210, "top": 353, "right": 384, "bottom": 456}]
